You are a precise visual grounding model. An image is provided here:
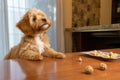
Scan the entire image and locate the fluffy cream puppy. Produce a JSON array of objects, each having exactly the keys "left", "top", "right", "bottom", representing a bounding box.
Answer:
[{"left": 4, "top": 8, "right": 66, "bottom": 60}]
